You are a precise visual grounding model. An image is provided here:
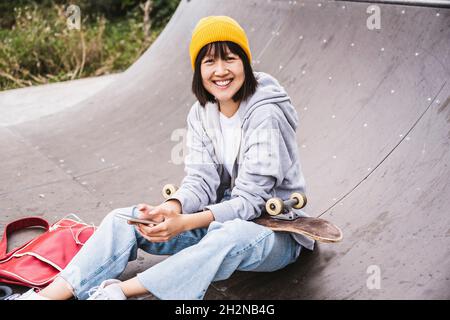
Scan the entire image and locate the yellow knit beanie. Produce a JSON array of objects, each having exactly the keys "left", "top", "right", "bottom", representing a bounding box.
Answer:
[{"left": 189, "top": 16, "right": 252, "bottom": 70}]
